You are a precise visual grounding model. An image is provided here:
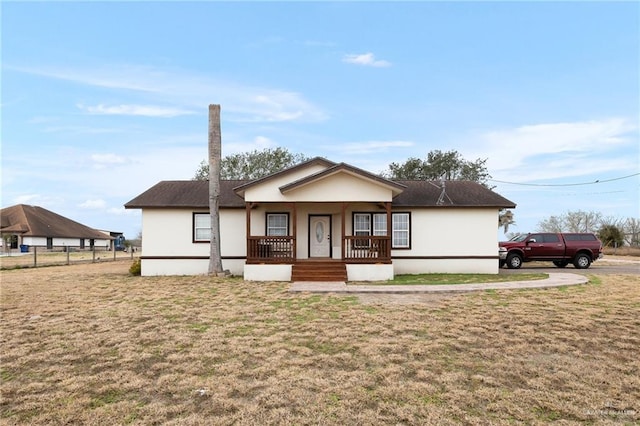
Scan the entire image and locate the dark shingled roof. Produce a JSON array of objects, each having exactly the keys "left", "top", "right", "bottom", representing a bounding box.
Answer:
[
  {"left": 125, "top": 180, "right": 248, "bottom": 209},
  {"left": 392, "top": 180, "right": 516, "bottom": 208},
  {"left": 125, "top": 179, "right": 515, "bottom": 209},
  {"left": 0, "top": 204, "right": 114, "bottom": 239}
]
